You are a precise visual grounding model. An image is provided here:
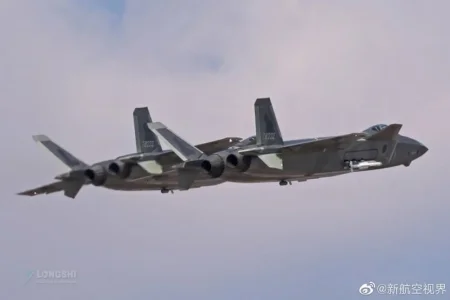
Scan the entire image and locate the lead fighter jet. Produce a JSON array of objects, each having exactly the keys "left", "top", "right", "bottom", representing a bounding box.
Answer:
[
  {"left": 146, "top": 98, "right": 428, "bottom": 189},
  {"left": 17, "top": 107, "right": 242, "bottom": 198}
]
